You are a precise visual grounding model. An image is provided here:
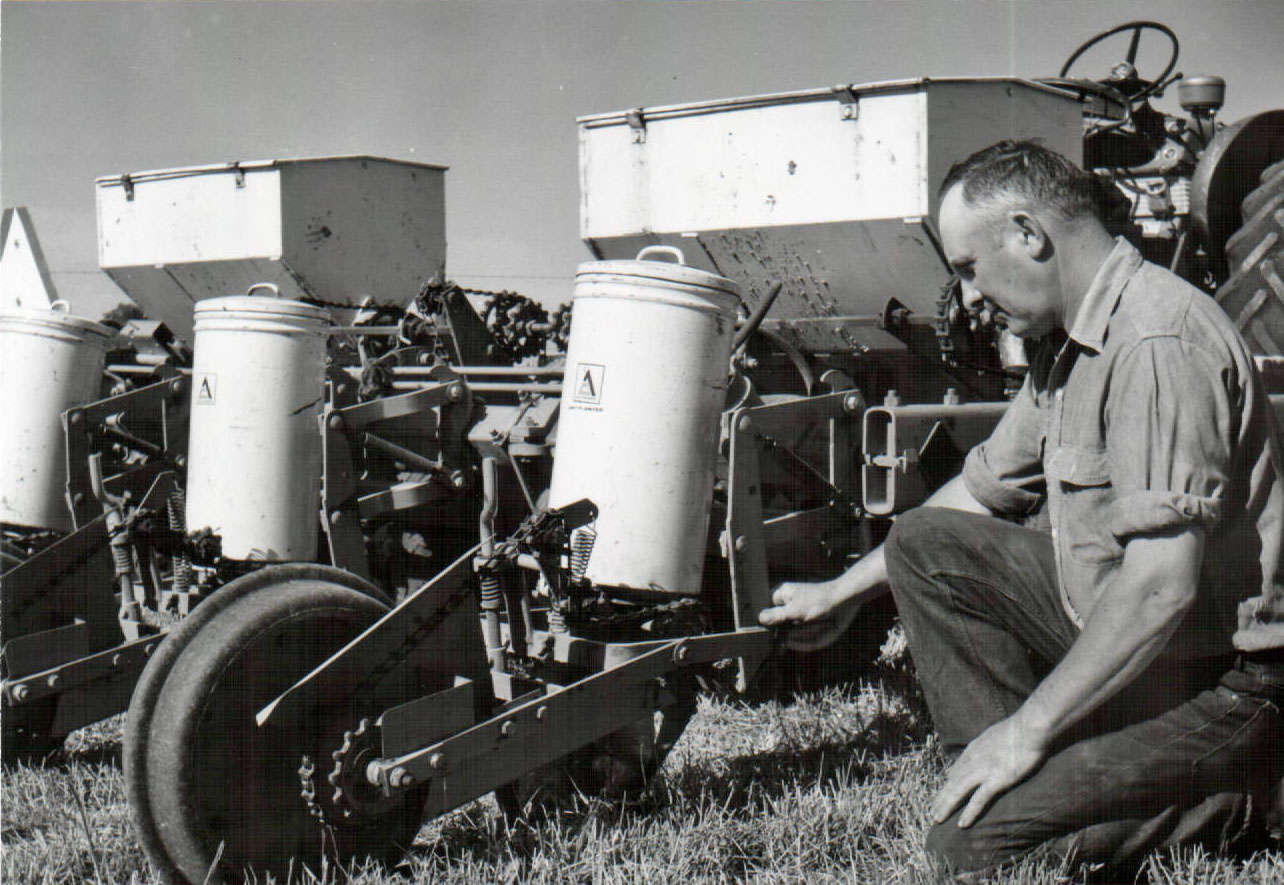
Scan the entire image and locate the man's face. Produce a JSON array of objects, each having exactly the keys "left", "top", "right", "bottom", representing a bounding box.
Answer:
[{"left": 938, "top": 185, "right": 1059, "bottom": 339}]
